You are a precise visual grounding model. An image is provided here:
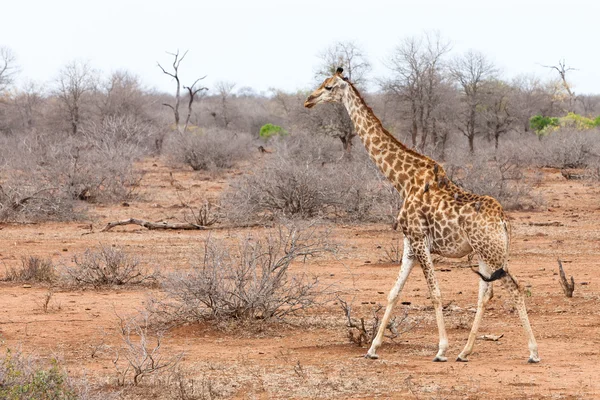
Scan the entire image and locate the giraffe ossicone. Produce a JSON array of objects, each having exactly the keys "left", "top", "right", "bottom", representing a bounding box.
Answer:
[{"left": 305, "top": 67, "right": 540, "bottom": 363}]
